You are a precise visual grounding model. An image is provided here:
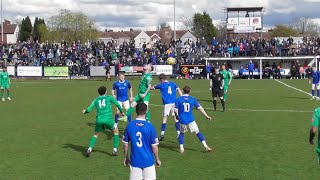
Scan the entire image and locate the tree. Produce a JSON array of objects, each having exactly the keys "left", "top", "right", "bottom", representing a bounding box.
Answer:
[
  {"left": 216, "top": 21, "right": 227, "bottom": 42},
  {"left": 270, "top": 25, "right": 300, "bottom": 37},
  {"left": 157, "top": 22, "right": 171, "bottom": 31},
  {"left": 179, "top": 16, "right": 193, "bottom": 31},
  {"left": 19, "top": 16, "right": 32, "bottom": 41},
  {"left": 47, "top": 9, "right": 98, "bottom": 43},
  {"left": 33, "top": 17, "right": 47, "bottom": 41},
  {"left": 292, "top": 17, "right": 320, "bottom": 37},
  {"left": 192, "top": 11, "right": 218, "bottom": 43}
]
